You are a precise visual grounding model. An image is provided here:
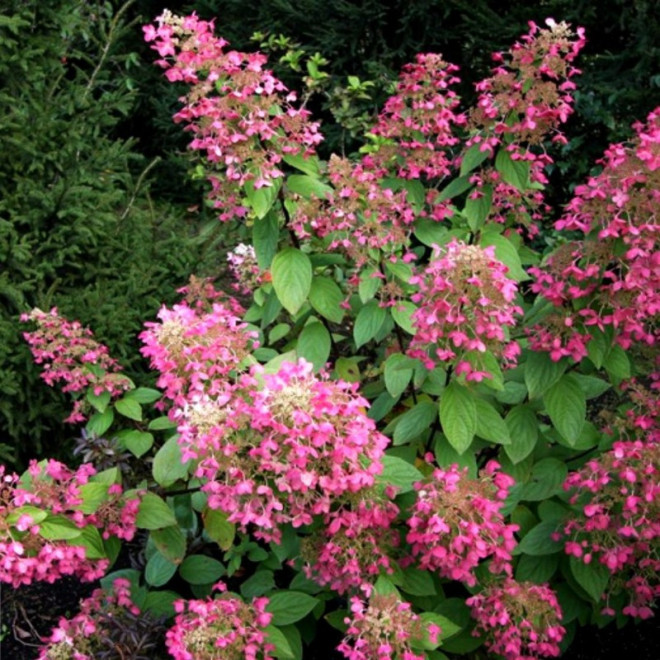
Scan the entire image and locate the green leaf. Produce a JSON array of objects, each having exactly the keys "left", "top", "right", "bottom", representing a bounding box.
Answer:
[
  {"left": 152, "top": 436, "right": 190, "bottom": 487},
  {"left": 179, "top": 555, "right": 226, "bottom": 585},
  {"left": 145, "top": 551, "right": 178, "bottom": 587},
  {"left": 86, "top": 389, "right": 111, "bottom": 413},
  {"left": 480, "top": 232, "right": 529, "bottom": 281},
  {"left": 358, "top": 266, "right": 382, "bottom": 303},
  {"left": 150, "top": 525, "right": 187, "bottom": 564},
  {"left": 271, "top": 248, "right": 313, "bottom": 315},
  {"left": 519, "top": 458, "right": 568, "bottom": 501},
  {"left": 202, "top": 507, "right": 236, "bottom": 551},
  {"left": 148, "top": 416, "right": 177, "bottom": 431},
  {"left": 119, "top": 430, "right": 154, "bottom": 458},
  {"left": 572, "top": 374, "right": 611, "bottom": 400},
  {"left": 269, "top": 323, "right": 291, "bottom": 344},
  {"left": 125, "top": 387, "right": 162, "bottom": 404},
  {"left": 400, "top": 567, "right": 436, "bottom": 596},
  {"left": 504, "top": 405, "right": 539, "bottom": 463},
  {"left": 265, "top": 624, "right": 296, "bottom": 660},
  {"left": 516, "top": 520, "right": 563, "bottom": 556},
  {"left": 437, "top": 175, "right": 472, "bottom": 202},
  {"left": 384, "top": 353, "right": 413, "bottom": 398},
  {"left": 143, "top": 591, "right": 179, "bottom": 618},
  {"left": 353, "top": 300, "right": 387, "bottom": 348},
  {"left": 76, "top": 525, "right": 106, "bottom": 559},
  {"left": 391, "top": 301, "right": 417, "bottom": 335},
  {"left": 524, "top": 351, "right": 567, "bottom": 399},
  {"left": 76, "top": 482, "right": 109, "bottom": 514},
  {"left": 474, "top": 399, "right": 511, "bottom": 445},
  {"left": 39, "top": 516, "right": 83, "bottom": 541},
  {"left": 136, "top": 492, "right": 177, "bottom": 530},
  {"left": 253, "top": 211, "right": 280, "bottom": 269},
  {"left": 283, "top": 154, "right": 321, "bottom": 177},
  {"left": 297, "top": 321, "right": 331, "bottom": 371},
  {"left": 393, "top": 401, "right": 437, "bottom": 445},
  {"left": 287, "top": 174, "right": 333, "bottom": 199},
  {"left": 439, "top": 382, "right": 477, "bottom": 454},
  {"left": 544, "top": 375, "right": 586, "bottom": 445},
  {"left": 86, "top": 407, "right": 114, "bottom": 436},
  {"left": 115, "top": 397, "right": 142, "bottom": 422},
  {"left": 414, "top": 218, "right": 449, "bottom": 247},
  {"left": 463, "top": 185, "right": 492, "bottom": 232},
  {"left": 379, "top": 455, "right": 423, "bottom": 493},
  {"left": 495, "top": 149, "right": 530, "bottom": 191},
  {"left": 460, "top": 143, "right": 491, "bottom": 176},
  {"left": 586, "top": 329, "right": 611, "bottom": 369},
  {"left": 266, "top": 591, "right": 320, "bottom": 626},
  {"left": 308, "top": 276, "right": 345, "bottom": 324},
  {"left": 515, "top": 554, "right": 559, "bottom": 583},
  {"left": 244, "top": 178, "right": 282, "bottom": 219},
  {"left": 414, "top": 613, "right": 462, "bottom": 650},
  {"left": 569, "top": 557, "right": 610, "bottom": 602},
  {"left": 241, "top": 570, "right": 276, "bottom": 599},
  {"left": 603, "top": 344, "right": 631, "bottom": 382}
]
